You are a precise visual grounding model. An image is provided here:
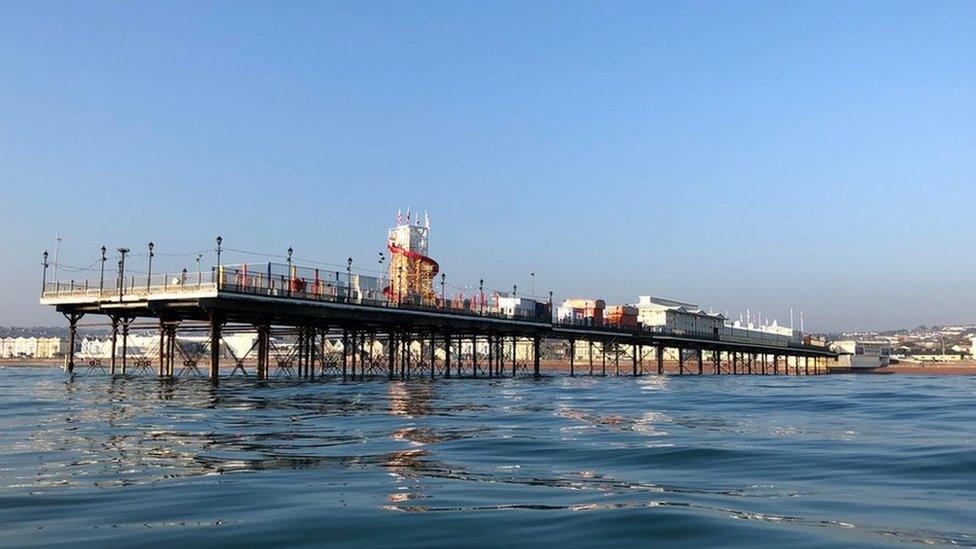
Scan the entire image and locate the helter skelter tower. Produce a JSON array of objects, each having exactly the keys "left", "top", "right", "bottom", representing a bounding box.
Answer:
[{"left": 386, "top": 209, "right": 439, "bottom": 304}]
